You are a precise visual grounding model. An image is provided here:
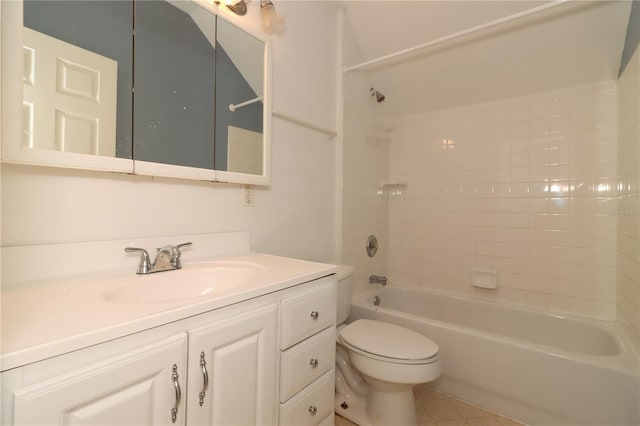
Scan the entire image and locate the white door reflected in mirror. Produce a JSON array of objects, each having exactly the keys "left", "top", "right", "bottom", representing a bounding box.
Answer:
[{"left": 23, "top": 28, "right": 117, "bottom": 156}]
